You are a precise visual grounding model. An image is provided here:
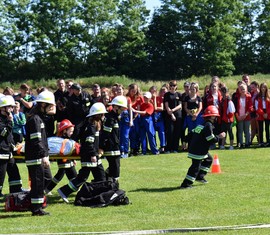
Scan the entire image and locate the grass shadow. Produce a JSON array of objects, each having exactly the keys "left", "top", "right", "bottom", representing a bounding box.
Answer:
[{"left": 129, "top": 186, "right": 179, "bottom": 193}]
